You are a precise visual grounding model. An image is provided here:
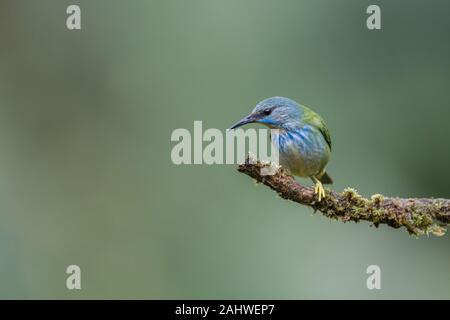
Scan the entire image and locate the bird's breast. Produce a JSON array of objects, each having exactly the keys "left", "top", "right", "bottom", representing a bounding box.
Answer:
[{"left": 271, "top": 126, "right": 330, "bottom": 177}]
